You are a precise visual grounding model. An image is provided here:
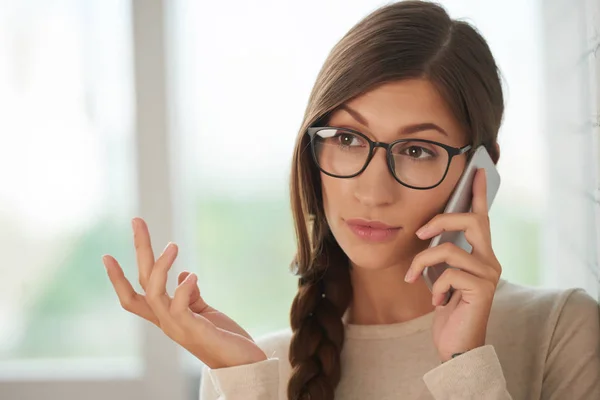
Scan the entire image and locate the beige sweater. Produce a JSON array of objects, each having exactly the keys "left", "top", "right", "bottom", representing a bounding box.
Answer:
[{"left": 199, "top": 280, "right": 600, "bottom": 399}]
